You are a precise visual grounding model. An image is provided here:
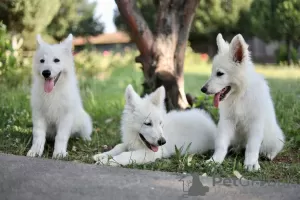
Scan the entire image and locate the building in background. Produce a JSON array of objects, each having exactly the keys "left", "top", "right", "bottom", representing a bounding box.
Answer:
[{"left": 73, "top": 31, "right": 135, "bottom": 53}]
